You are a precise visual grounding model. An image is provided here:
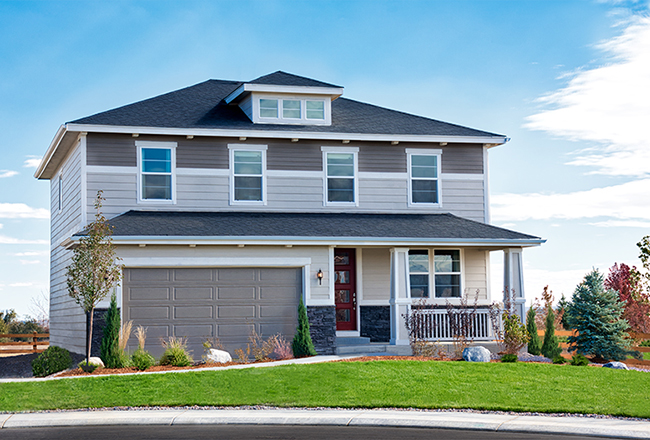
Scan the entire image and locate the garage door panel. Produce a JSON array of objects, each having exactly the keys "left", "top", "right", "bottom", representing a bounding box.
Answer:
[
  {"left": 260, "top": 286, "right": 299, "bottom": 300},
  {"left": 145, "top": 325, "right": 170, "bottom": 339},
  {"left": 218, "top": 323, "right": 255, "bottom": 337},
  {"left": 174, "top": 287, "right": 213, "bottom": 300},
  {"left": 218, "top": 305, "right": 255, "bottom": 318},
  {"left": 129, "top": 287, "right": 169, "bottom": 301},
  {"left": 129, "top": 306, "right": 169, "bottom": 320},
  {"left": 261, "top": 323, "right": 296, "bottom": 337},
  {"left": 174, "top": 268, "right": 214, "bottom": 281},
  {"left": 129, "top": 268, "right": 170, "bottom": 282},
  {"left": 259, "top": 268, "right": 300, "bottom": 281},
  {"left": 260, "top": 305, "right": 295, "bottom": 318},
  {"left": 217, "top": 268, "right": 257, "bottom": 281},
  {"left": 174, "top": 324, "right": 214, "bottom": 338},
  {"left": 174, "top": 306, "right": 212, "bottom": 319},
  {"left": 218, "top": 287, "right": 256, "bottom": 300}
]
